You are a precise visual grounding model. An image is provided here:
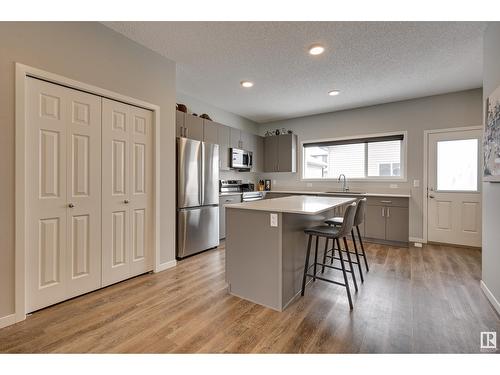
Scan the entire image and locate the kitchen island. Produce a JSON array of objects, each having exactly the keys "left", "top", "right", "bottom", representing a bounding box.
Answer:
[{"left": 225, "top": 195, "right": 355, "bottom": 311}]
